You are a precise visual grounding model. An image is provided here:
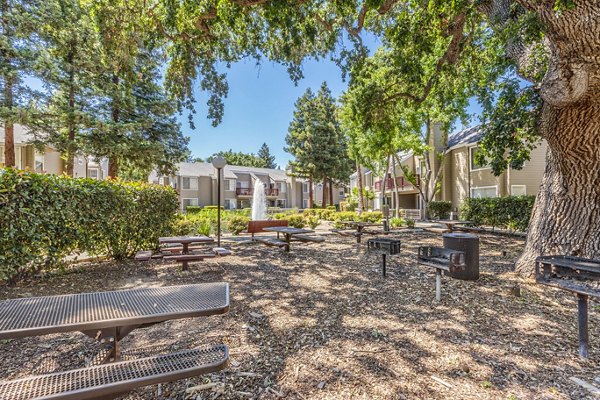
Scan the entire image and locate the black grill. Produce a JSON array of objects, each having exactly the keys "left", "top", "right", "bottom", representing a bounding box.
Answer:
[{"left": 367, "top": 238, "right": 401, "bottom": 277}]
